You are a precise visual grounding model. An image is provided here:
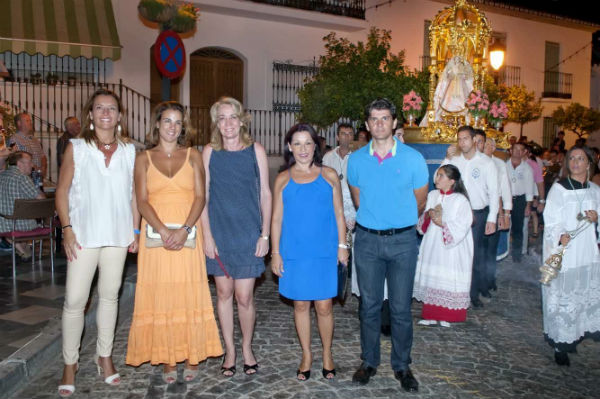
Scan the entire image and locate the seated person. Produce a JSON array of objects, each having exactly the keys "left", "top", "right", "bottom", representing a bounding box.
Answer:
[{"left": 0, "top": 151, "right": 45, "bottom": 260}]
